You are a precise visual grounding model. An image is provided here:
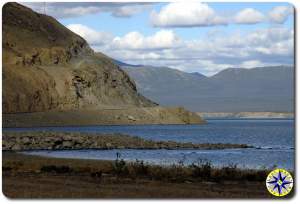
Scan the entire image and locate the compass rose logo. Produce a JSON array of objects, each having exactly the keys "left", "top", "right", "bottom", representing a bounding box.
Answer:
[{"left": 266, "top": 168, "right": 293, "bottom": 197}]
